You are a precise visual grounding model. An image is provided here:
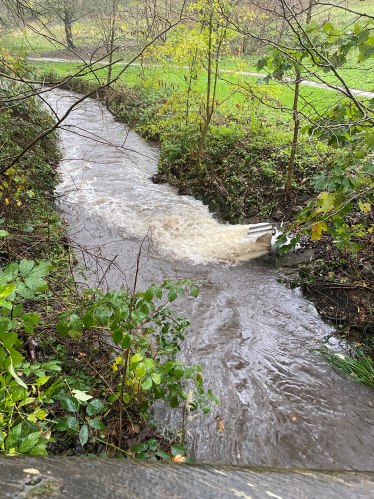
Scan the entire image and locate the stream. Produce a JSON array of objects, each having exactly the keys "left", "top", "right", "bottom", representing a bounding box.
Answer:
[{"left": 50, "top": 89, "right": 373, "bottom": 470}]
